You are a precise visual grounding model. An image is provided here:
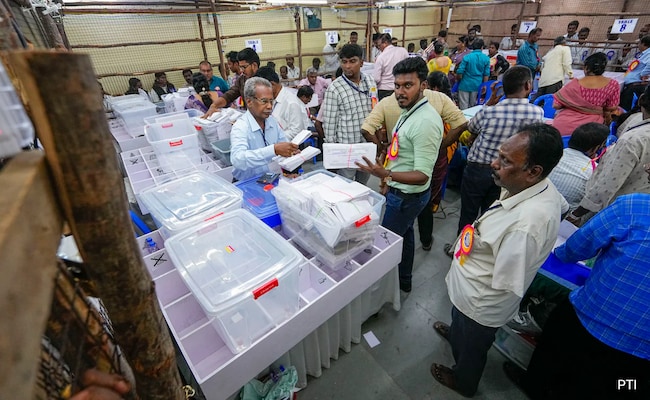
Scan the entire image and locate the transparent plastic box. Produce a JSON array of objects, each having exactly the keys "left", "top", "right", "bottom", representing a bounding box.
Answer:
[
  {"left": 112, "top": 99, "right": 157, "bottom": 136},
  {"left": 139, "top": 171, "right": 242, "bottom": 238},
  {"left": 272, "top": 170, "right": 385, "bottom": 270},
  {"left": 144, "top": 119, "right": 201, "bottom": 171},
  {"left": 164, "top": 209, "right": 304, "bottom": 354}
]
